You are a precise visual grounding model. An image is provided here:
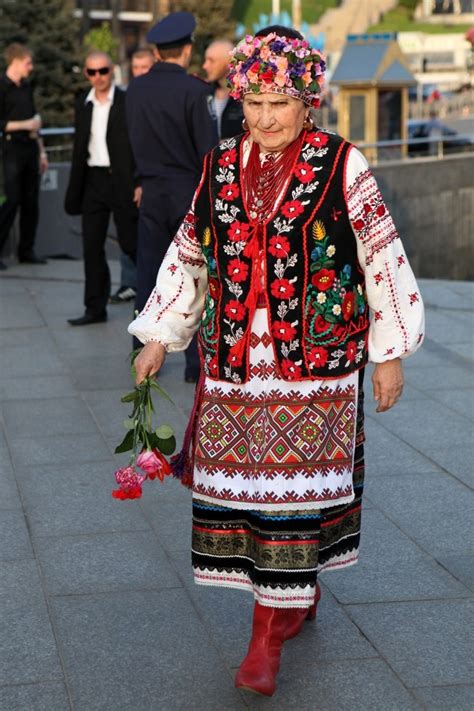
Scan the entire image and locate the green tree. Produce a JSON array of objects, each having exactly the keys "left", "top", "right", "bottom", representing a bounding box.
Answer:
[
  {"left": 83, "top": 21, "right": 119, "bottom": 64},
  {"left": 0, "top": 0, "right": 83, "bottom": 127},
  {"left": 171, "top": 0, "right": 236, "bottom": 72}
]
